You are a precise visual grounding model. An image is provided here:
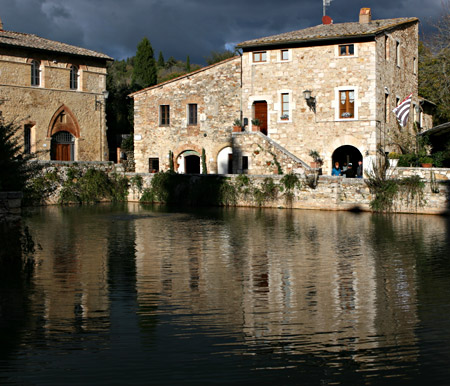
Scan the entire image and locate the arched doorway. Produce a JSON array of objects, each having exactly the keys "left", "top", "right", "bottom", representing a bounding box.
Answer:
[
  {"left": 332, "top": 145, "right": 362, "bottom": 170},
  {"left": 51, "top": 131, "right": 75, "bottom": 161},
  {"left": 253, "top": 101, "right": 268, "bottom": 135},
  {"left": 177, "top": 150, "right": 201, "bottom": 174},
  {"left": 217, "top": 147, "right": 233, "bottom": 174}
]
